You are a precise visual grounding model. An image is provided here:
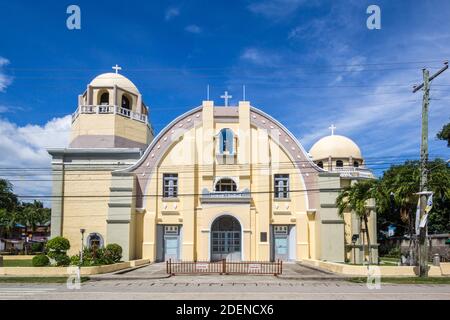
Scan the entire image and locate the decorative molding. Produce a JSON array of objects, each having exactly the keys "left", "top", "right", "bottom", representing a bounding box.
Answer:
[
  {"left": 106, "top": 219, "right": 130, "bottom": 224},
  {"left": 161, "top": 211, "right": 180, "bottom": 215},
  {"left": 108, "top": 203, "right": 131, "bottom": 208},
  {"left": 273, "top": 211, "right": 291, "bottom": 215},
  {"left": 110, "top": 187, "right": 133, "bottom": 192},
  {"left": 322, "top": 220, "right": 344, "bottom": 224}
]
